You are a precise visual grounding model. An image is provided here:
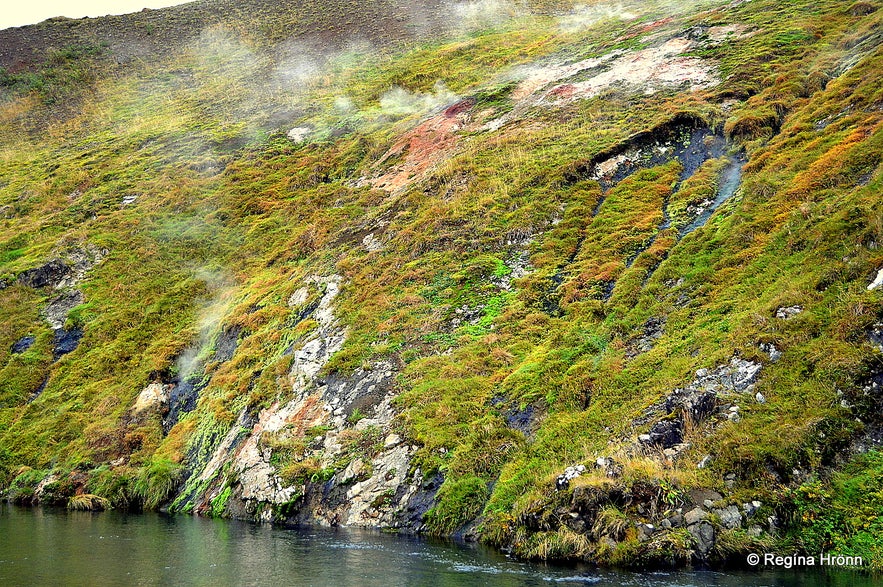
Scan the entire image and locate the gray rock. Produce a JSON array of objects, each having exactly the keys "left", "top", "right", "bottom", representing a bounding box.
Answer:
[
  {"left": 755, "top": 392, "right": 766, "bottom": 404},
  {"left": 339, "top": 458, "right": 365, "bottom": 485},
  {"left": 869, "top": 323, "right": 883, "bottom": 352},
  {"left": 43, "top": 290, "right": 85, "bottom": 331},
  {"left": 689, "top": 521, "right": 715, "bottom": 556},
  {"left": 697, "top": 455, "right": 712, "bottom": 469},
  {"left": 636, "top": 523, "right": 656, "bottom": 542},
  {"left": 715, "top": 504, "right": 742, "bottom": 529},
  {"left": 685, "top": 507, "right": 708, "bottom": 525}
]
